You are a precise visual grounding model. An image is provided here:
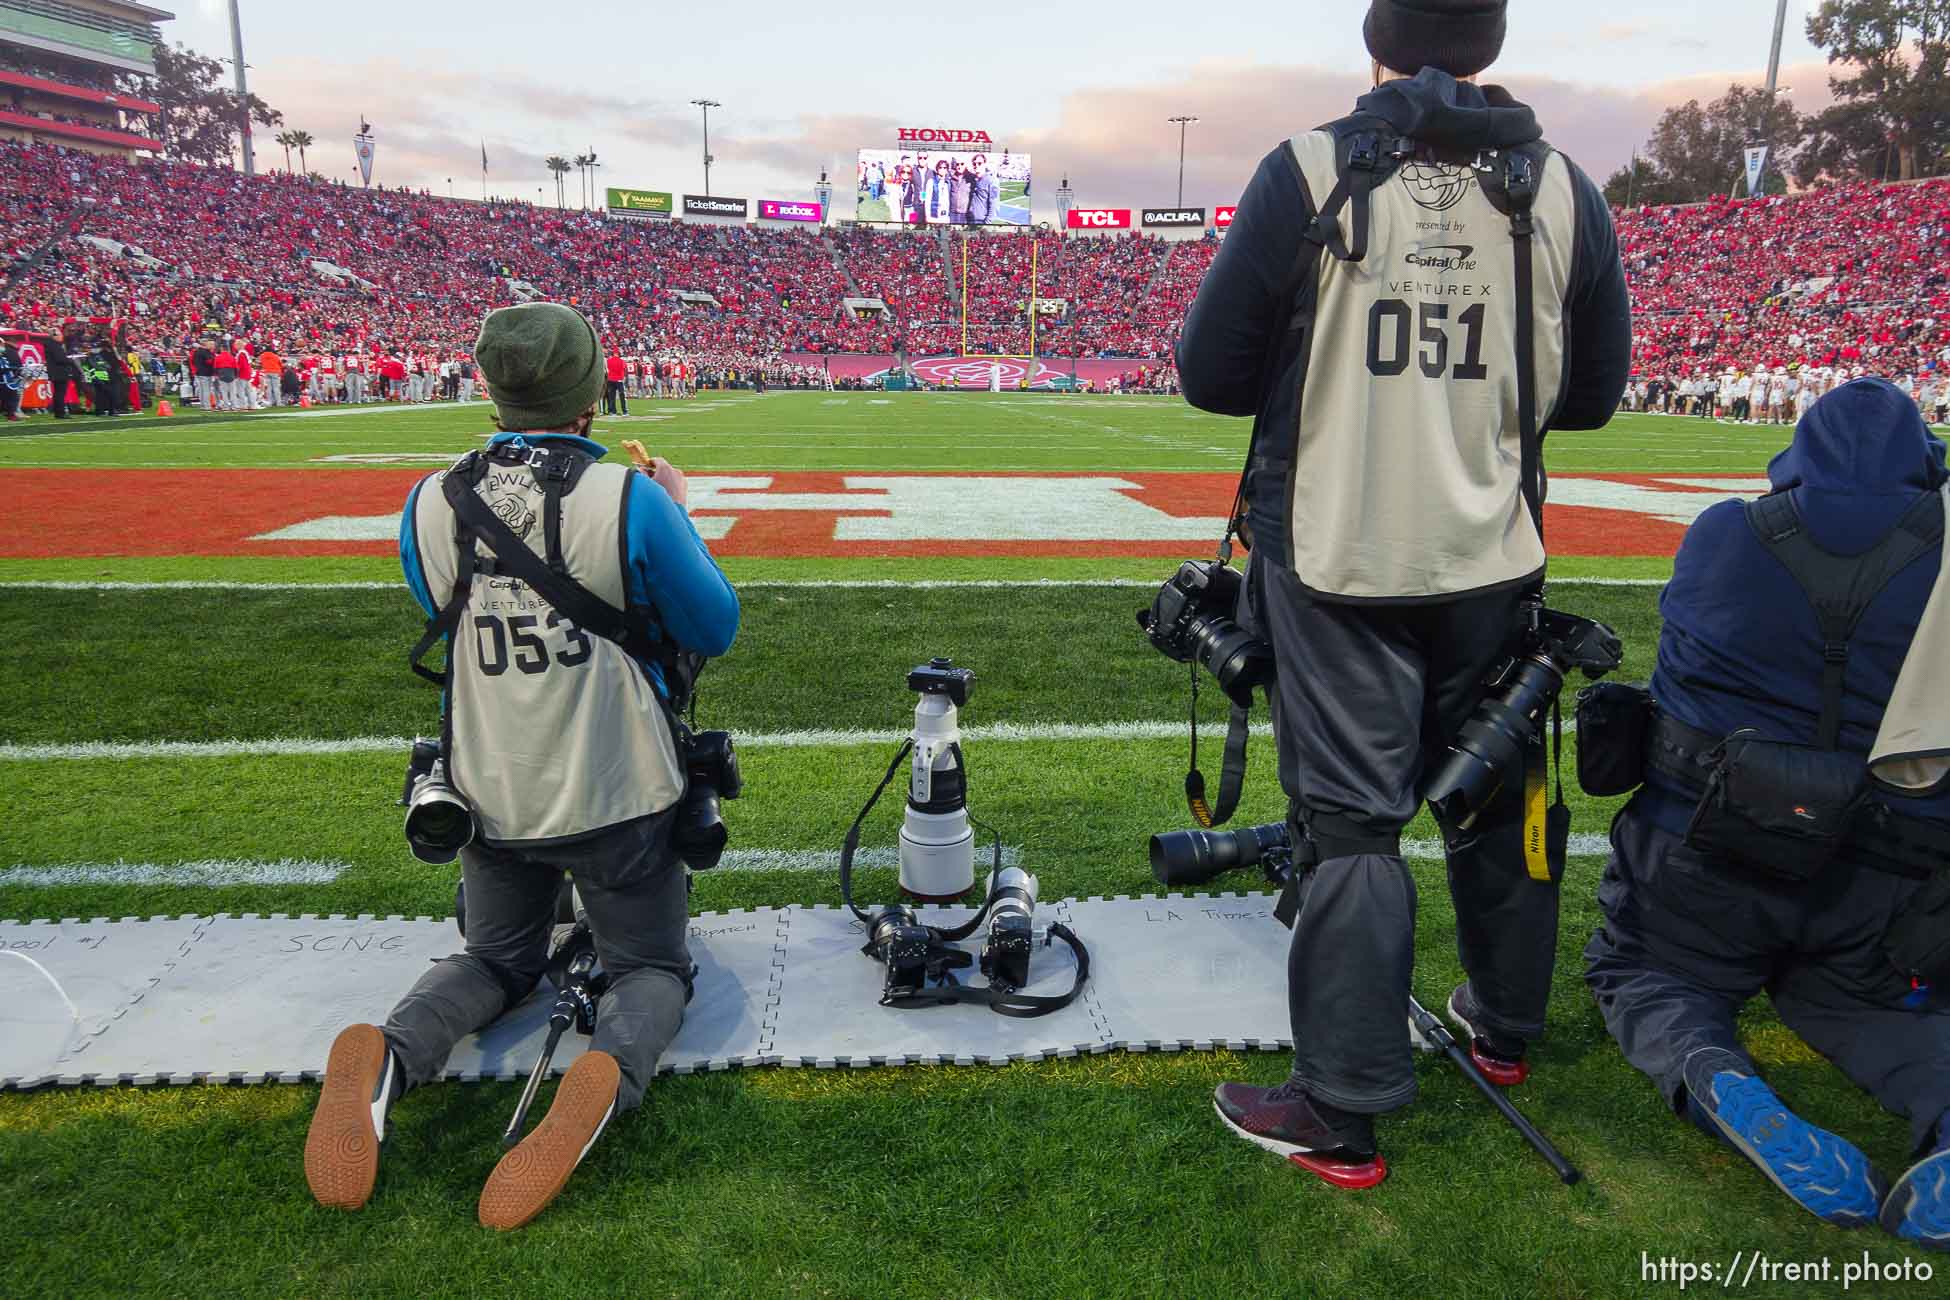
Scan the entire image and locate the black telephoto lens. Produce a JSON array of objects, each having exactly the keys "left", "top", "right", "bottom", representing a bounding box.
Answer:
[
  {"left": 1424, "top": 655, "right": 1565, "bottom": 829},
  {"left": 1149, "top": 822, "right": 1285, "bottom": 886}
]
